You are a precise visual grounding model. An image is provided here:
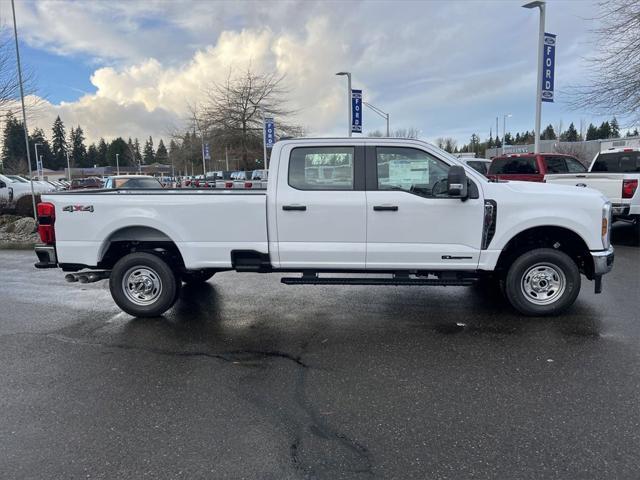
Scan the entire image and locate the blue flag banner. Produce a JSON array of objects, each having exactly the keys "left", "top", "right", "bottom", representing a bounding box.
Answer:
[
  {"left": 351, "top": 89, "right": 362, "bottom": 133},
  {"left": 264, "top": 117, "right": 275, "bottom": 148},
  {"left": 541, "top": 33, "right": 556, "bottom": 103},
  {"left": 203, "top": 143, "right": 211, "bottom": 160}
]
